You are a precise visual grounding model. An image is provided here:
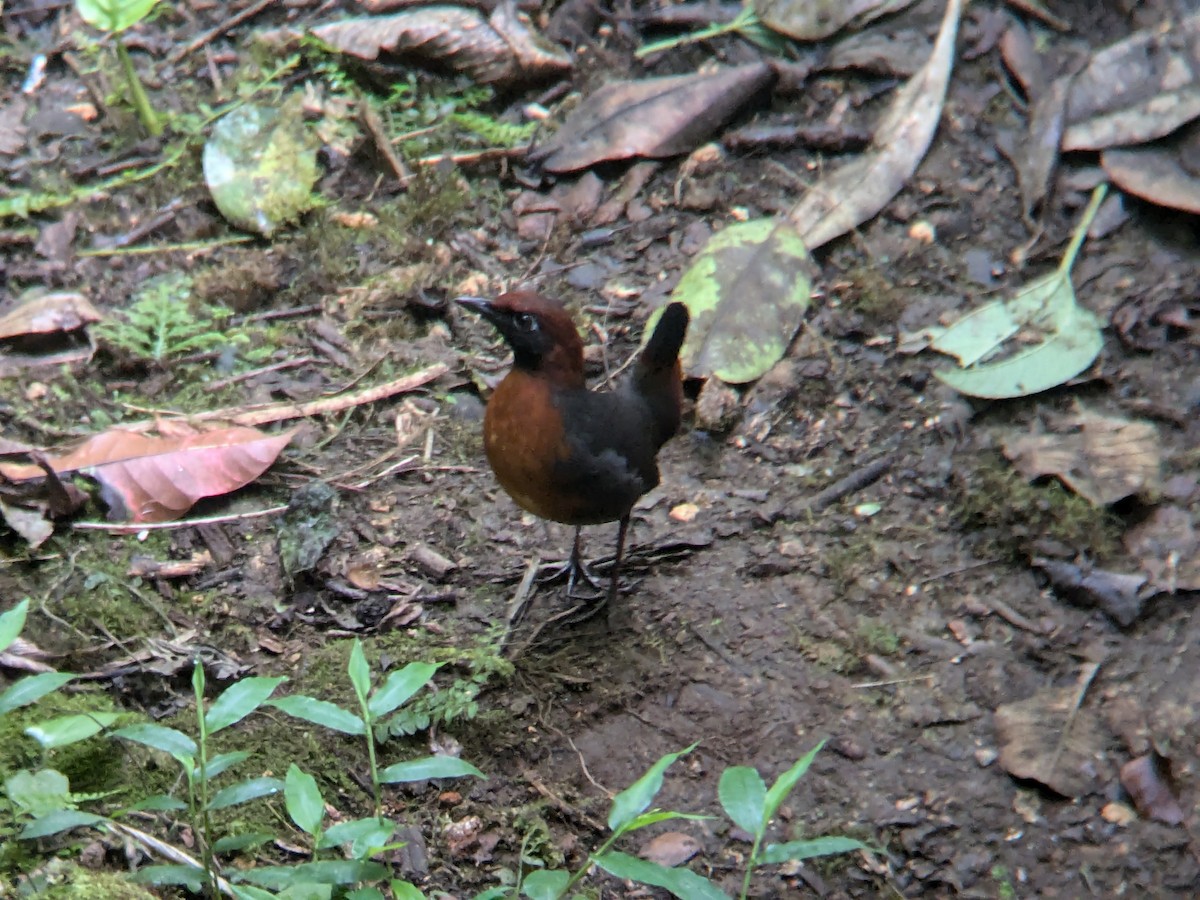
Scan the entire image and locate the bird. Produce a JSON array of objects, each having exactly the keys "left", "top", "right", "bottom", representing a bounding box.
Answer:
[{"left": 457, "top": 291, "right": 689, "bottom": 612}]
